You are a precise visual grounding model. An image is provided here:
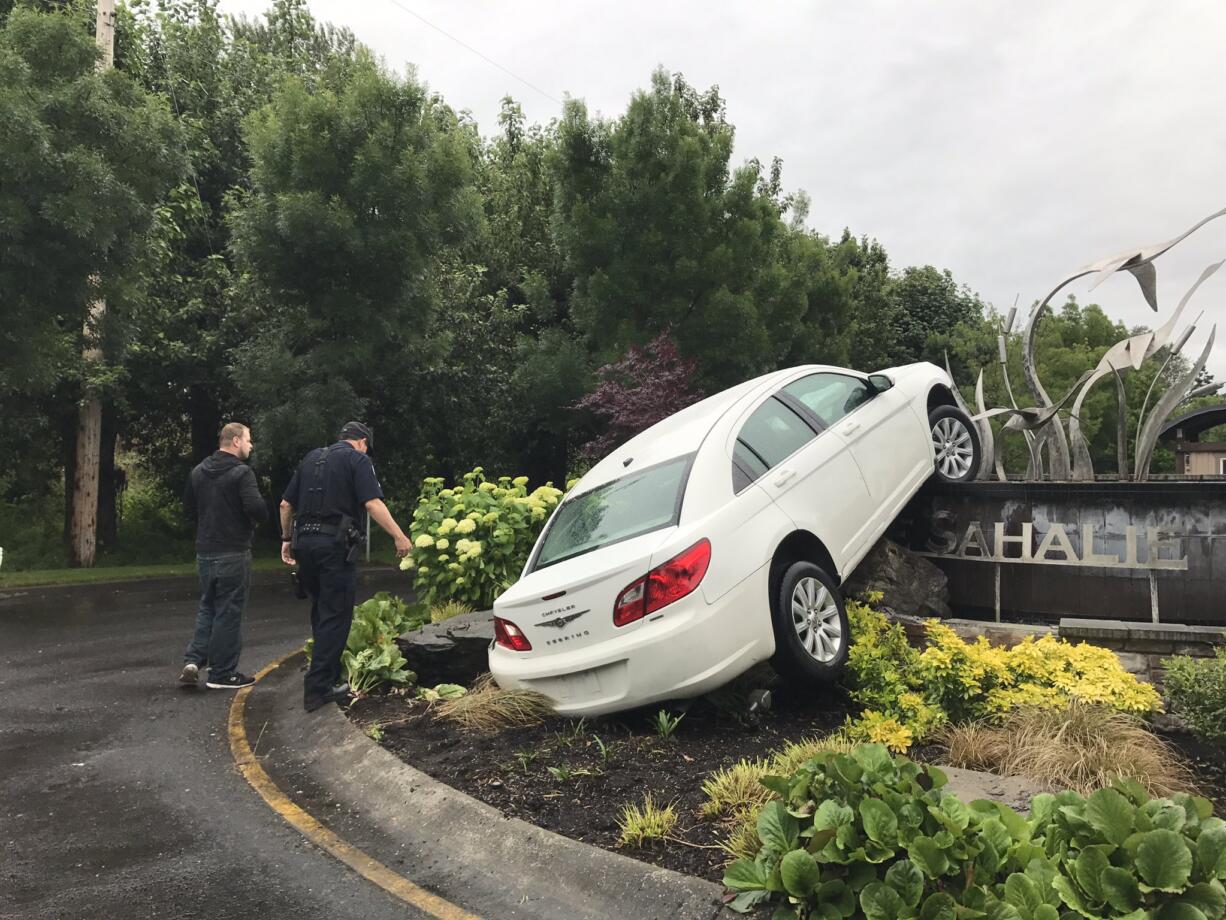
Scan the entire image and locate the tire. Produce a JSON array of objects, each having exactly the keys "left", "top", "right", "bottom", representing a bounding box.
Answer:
[
  {"left": 929, "top": 405, "right": 981, "bottom": 483},
  {"left": 769, "top": 561, "right": 849, "bottom": 685}
]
